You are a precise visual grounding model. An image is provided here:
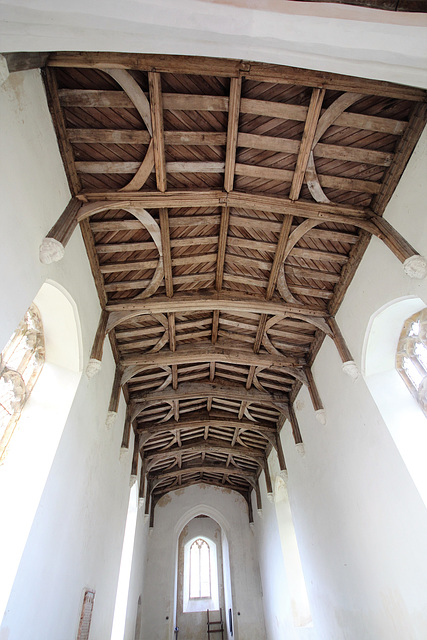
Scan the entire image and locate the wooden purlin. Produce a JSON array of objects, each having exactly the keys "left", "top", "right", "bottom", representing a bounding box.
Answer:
[{"left": 44, "top": 54, "right": 427, "bottom": 510}]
